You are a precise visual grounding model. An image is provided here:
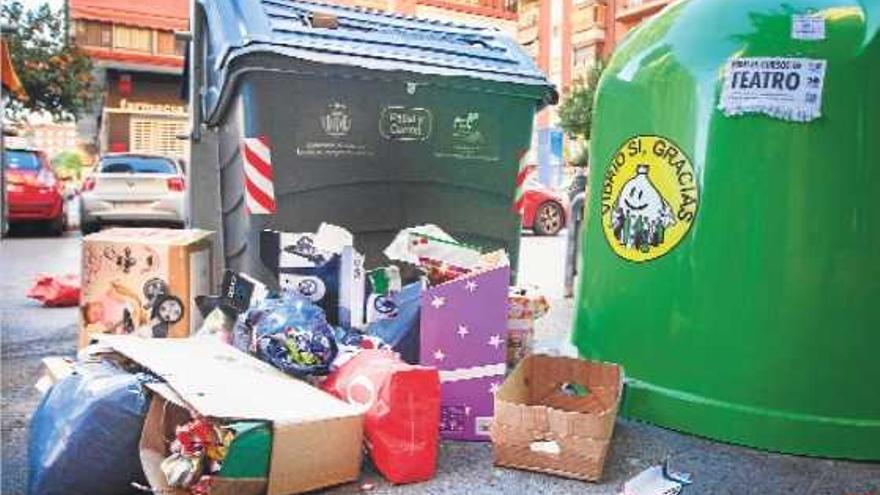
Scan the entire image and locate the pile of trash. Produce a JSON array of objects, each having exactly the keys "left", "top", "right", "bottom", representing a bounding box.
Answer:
[{"left": 29, "top": 224, "right": 636, "bottom": 495}]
